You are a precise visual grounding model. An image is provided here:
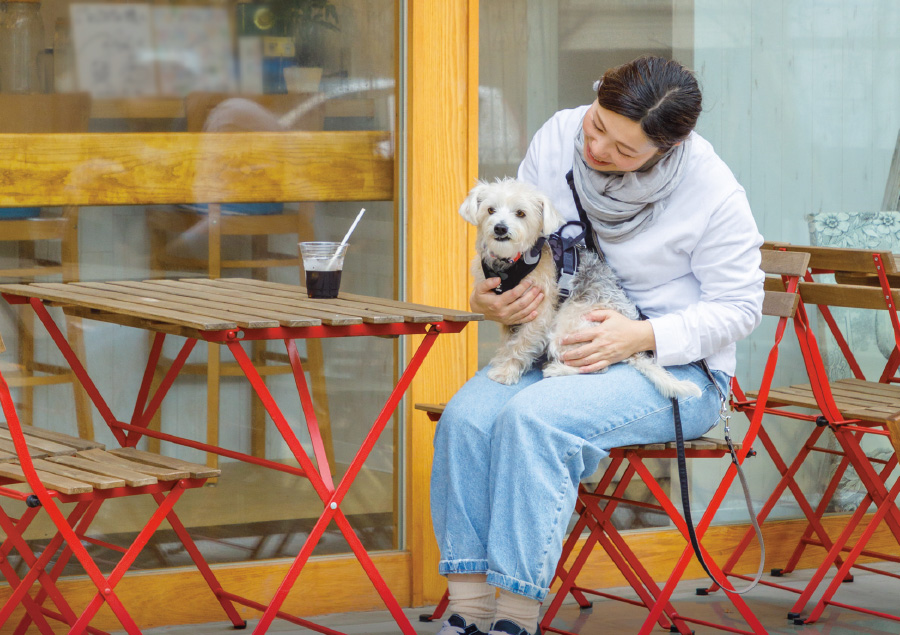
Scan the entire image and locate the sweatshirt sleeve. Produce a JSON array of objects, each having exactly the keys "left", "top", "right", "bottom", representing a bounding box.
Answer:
[{"left": 648, "top": 190, "right": 764, "bottom": 367}]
